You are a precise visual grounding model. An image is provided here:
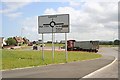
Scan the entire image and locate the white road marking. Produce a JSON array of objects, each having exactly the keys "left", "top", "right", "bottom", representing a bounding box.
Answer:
[{"left": 82, "top": 58, "right": 117, "bottom": 78}]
